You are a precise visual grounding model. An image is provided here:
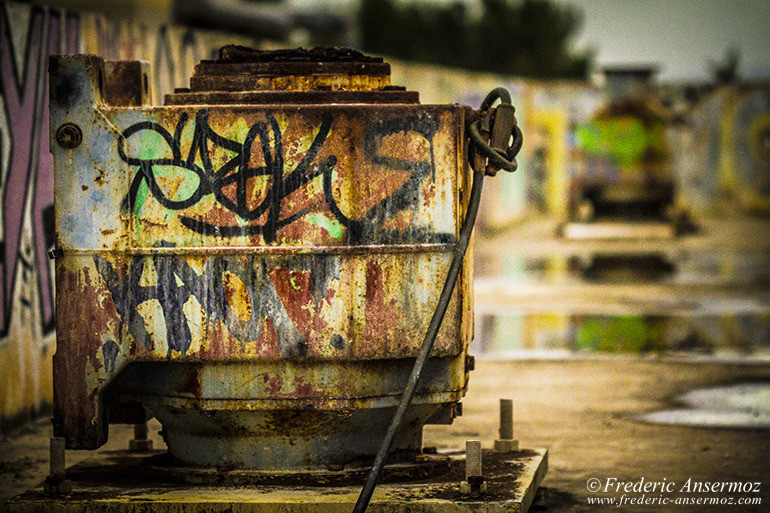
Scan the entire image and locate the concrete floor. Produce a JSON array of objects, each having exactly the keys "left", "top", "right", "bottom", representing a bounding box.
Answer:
[
  {"left": 429, "top": 357, "right": 770, "bottom": 512},
  {"left": 2, "top": 357, "right": 769, "bottom": 512}
]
